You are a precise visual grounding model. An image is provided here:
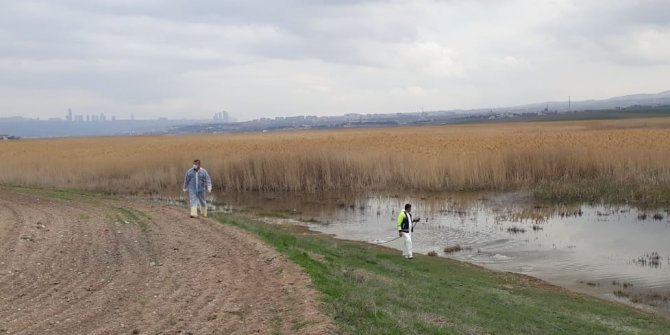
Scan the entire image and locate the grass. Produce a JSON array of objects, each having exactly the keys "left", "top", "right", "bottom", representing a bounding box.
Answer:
[
  {"left": 109, "top": 206, "right": 151, "bottom": 232},
  {"left": 1, "top": 185, "right": 150, "bottom": 232},
  {"left": 0, "top": 184, "right": 122, "bottom": 204},
  {"left": 215, "top": 214, "right": 670, "bottom": 335},
  {"left": 257, "top": 209, "right": 301, "bottom": 219},
  {"left": 1, "top": 118, "right": 670, "bottom": 204}
]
